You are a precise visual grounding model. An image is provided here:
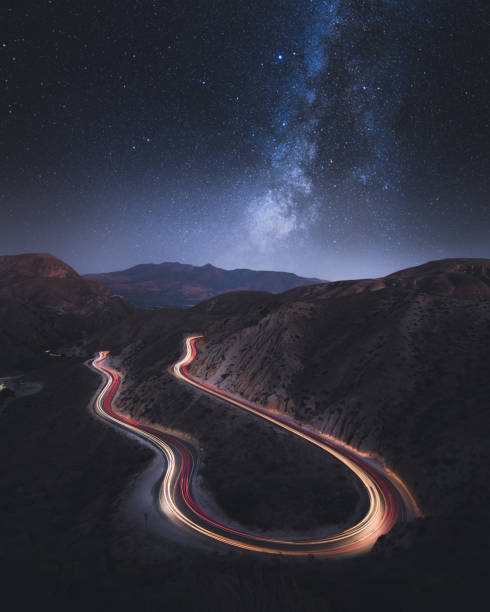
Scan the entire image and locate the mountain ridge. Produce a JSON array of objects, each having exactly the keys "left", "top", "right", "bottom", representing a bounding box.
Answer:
[{"left": 85, "top": 261, "right": 325, "bottom": 308}]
